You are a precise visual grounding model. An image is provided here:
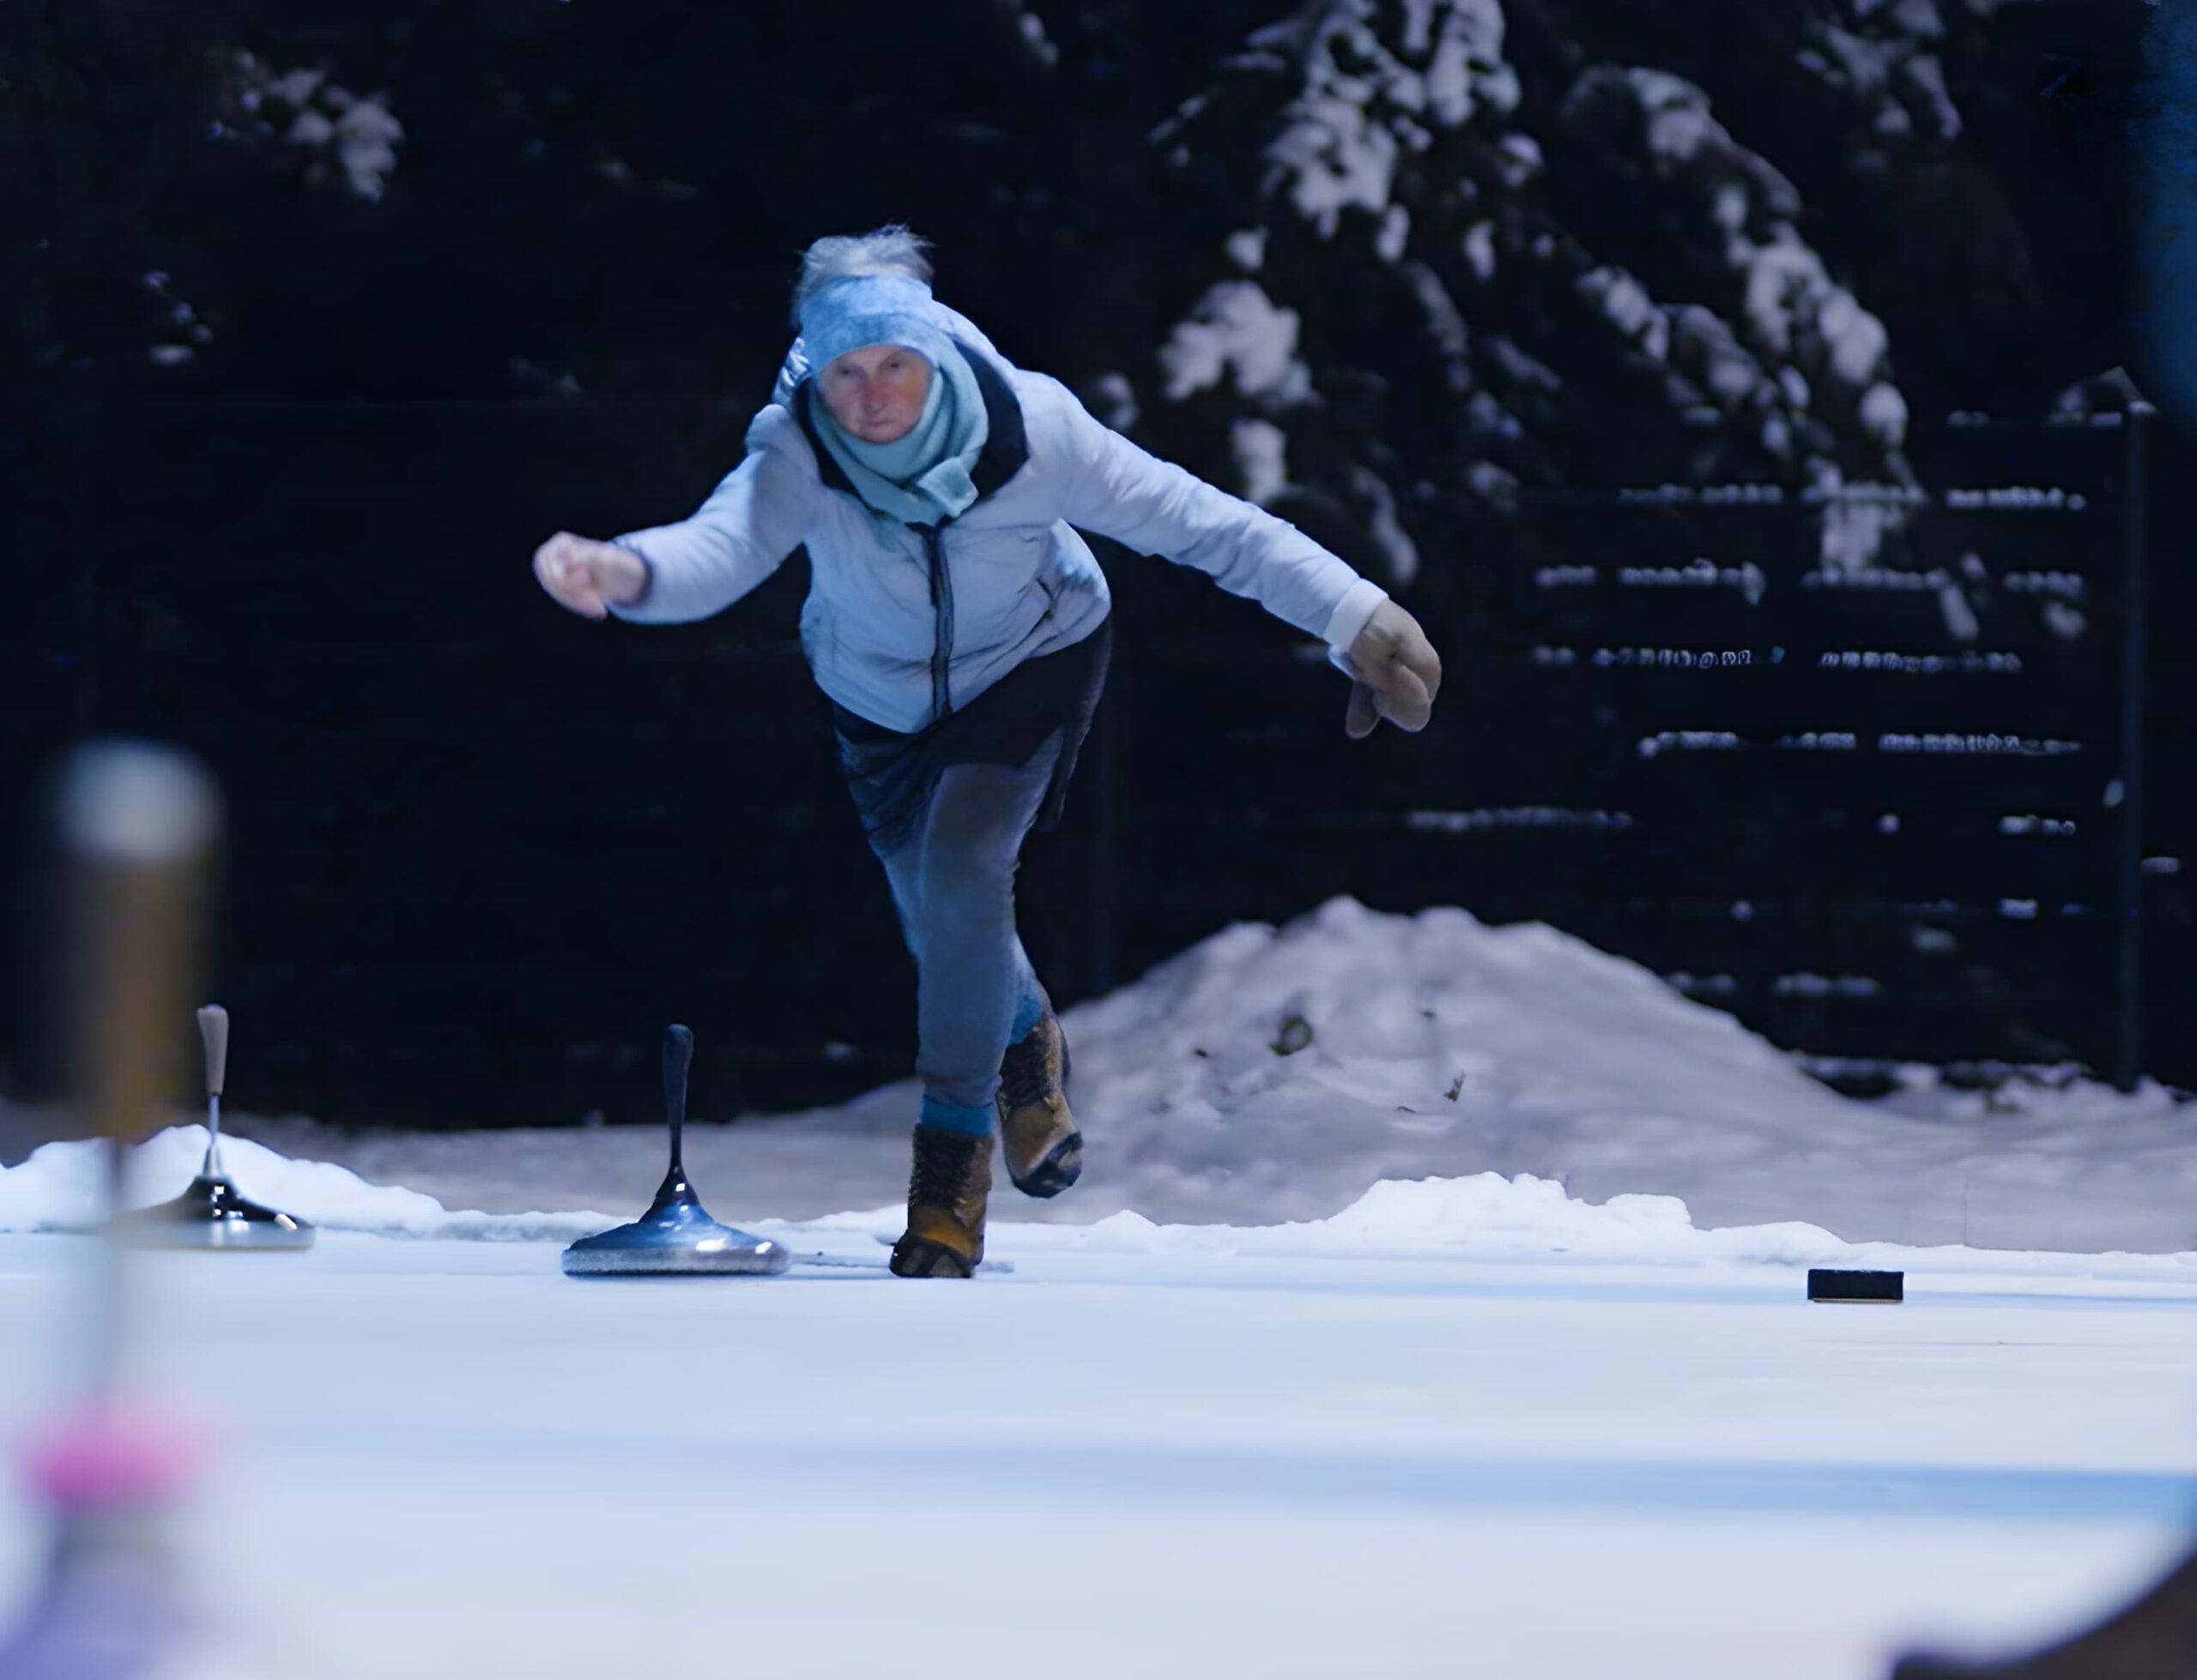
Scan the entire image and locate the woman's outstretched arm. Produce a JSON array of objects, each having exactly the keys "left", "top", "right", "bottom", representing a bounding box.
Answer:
[
  {"left": 531, "top": 419, "right": 815, "bottom": 624},
  {"left": 1042, "top": 377, "right": 1440, "bottom": 734}
]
